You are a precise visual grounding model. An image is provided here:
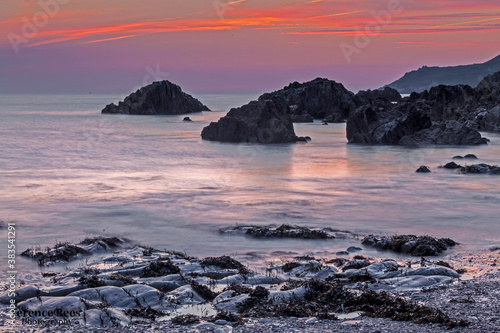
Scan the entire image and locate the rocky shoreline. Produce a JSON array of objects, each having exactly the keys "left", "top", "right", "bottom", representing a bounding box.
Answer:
[{"left": 1, "top": 228, "right": 498, "bottom": 332}]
